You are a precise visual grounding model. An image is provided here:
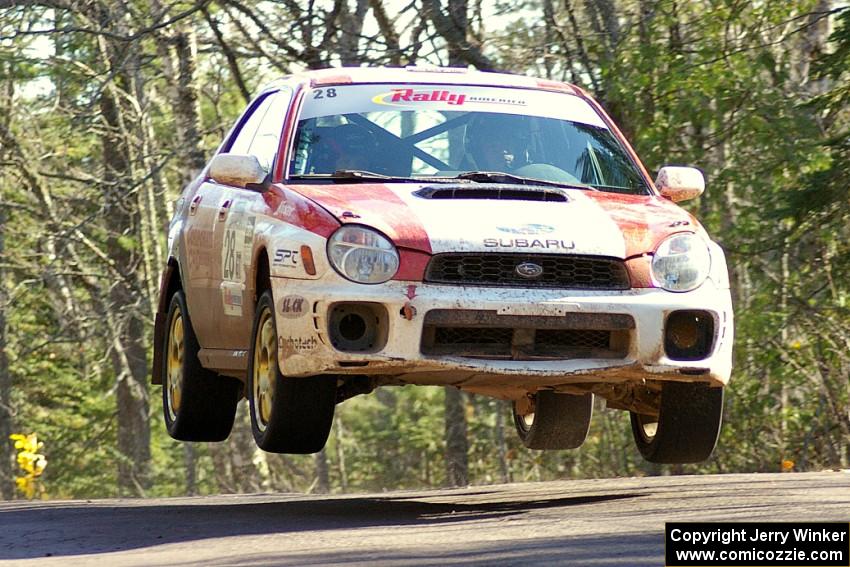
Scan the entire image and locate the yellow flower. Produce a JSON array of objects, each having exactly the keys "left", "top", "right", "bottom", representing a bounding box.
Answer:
[
  {"left": 10, "top": 433, "right": 47, "bottom": 499},
  {"left": 9, "top": 433, "right": 41, "bottom": 454},
  {"left": 782, "top": 459, "right": 794, "bottom": 471}
]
